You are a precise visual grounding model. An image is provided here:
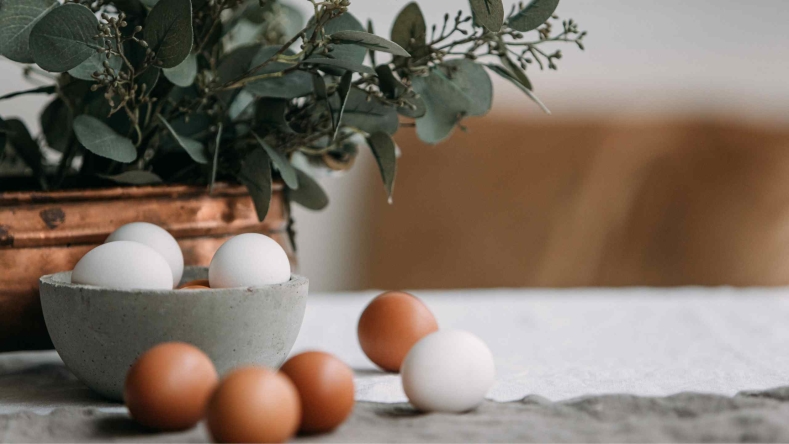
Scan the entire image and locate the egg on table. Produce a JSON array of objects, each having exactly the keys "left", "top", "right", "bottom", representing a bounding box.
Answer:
[
  {"left": 400, "top": 330, "right": 495, "bottom": 413},
  {"left": 209, "top": 233, "right": 291, "bottom": 288},
  {"left": 206, "top": 366, "right": 301, "bottom": 443},
  {"left": 105, "top": 222, "right": 184, "bottom": 288},
  {"left": 357, "top": 291, "right": 438, "bottom": 372},
  {"left": 280, "top": 351, "right": 355, "bottom": 434},
  {"left": 71, "top": 241, "right": 173, "bottom": 290},
  {"left": 124, "top": 342, "right": 218, "bottom": 431}
]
